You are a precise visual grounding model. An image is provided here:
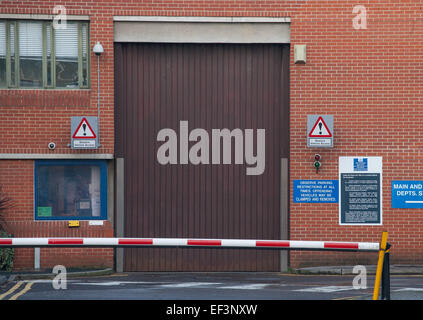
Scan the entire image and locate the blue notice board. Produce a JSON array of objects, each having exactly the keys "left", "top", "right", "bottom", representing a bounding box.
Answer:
[
  {"left": 392, "top": 181, "right": 423, "bottom": 208},
  {"left": 293, "top": 180, "right": 339, "bottom": 203}
]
